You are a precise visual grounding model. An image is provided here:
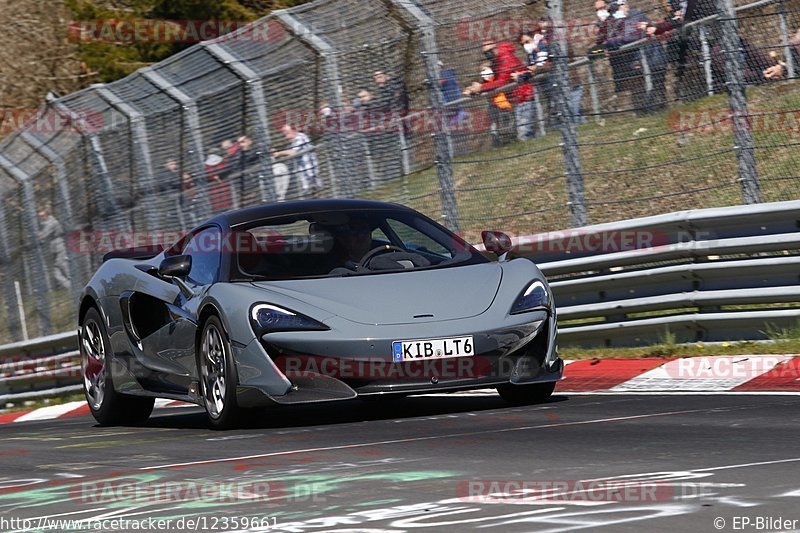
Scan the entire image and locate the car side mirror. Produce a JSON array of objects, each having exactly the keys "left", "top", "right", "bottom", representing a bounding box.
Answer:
[
  {"left": 159, "top": 255, "right": 192, "bottom": 278},
  {"left": 482, "top": 231, "right": 513, "bottom": 258}
]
